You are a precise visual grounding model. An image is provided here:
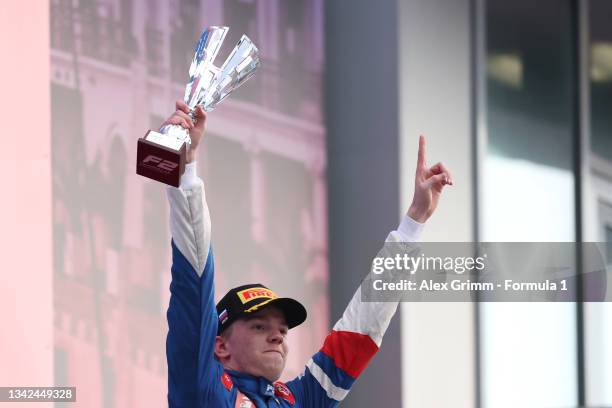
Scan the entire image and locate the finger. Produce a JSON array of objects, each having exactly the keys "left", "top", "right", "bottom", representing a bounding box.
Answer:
[
  {"left": 430, "top": 162, "right": 453, "bottom": 185},
  {"left": 163, "top": 116, "right": 190, "bottom": 129},
  {"left": 175, "top": 100, "right": 190, "bottom": 114},
  {"left": 423, "top": 173, "right": 450, "bottom": 190},
  {"left": 417, "top": 135, "right": 427, "bottom": 169},
  {"left": 174, "top": 110, "right": 194, "bottom": 128}
]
